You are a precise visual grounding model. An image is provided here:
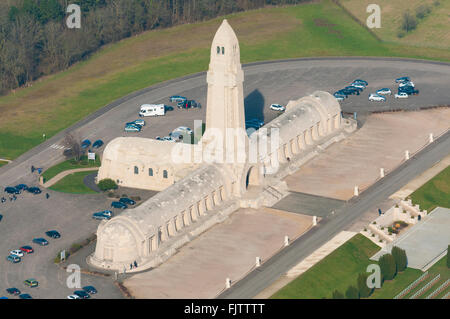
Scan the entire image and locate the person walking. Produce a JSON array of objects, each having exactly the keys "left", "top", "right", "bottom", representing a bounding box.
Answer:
[
  {"left": 46, "top": 193, "right": 50, "bottom": 199},
  {"left": 134, "top": 261, "right": 138, "bottom": 268},
  {"left": 130, "top": 263, "right": 133, "bottom": 270}
]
